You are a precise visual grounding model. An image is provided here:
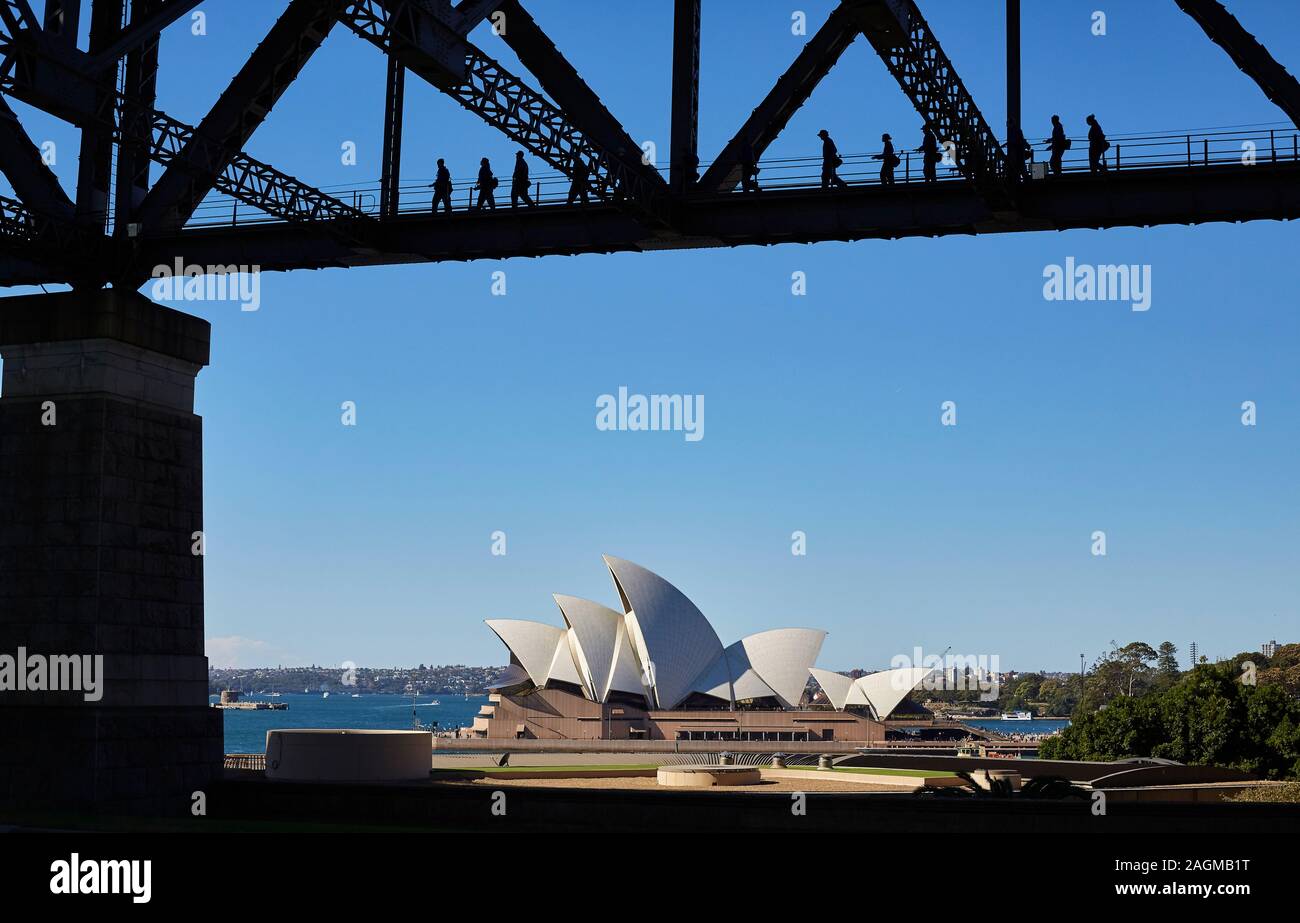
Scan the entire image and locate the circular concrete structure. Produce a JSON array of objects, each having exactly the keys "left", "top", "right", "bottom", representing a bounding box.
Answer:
[
  {"left": 656, "top": 765, "right": 762, "bottom": 788},
  {"left": 265, "top": 729, "right": 431, "bottom": 782}
]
